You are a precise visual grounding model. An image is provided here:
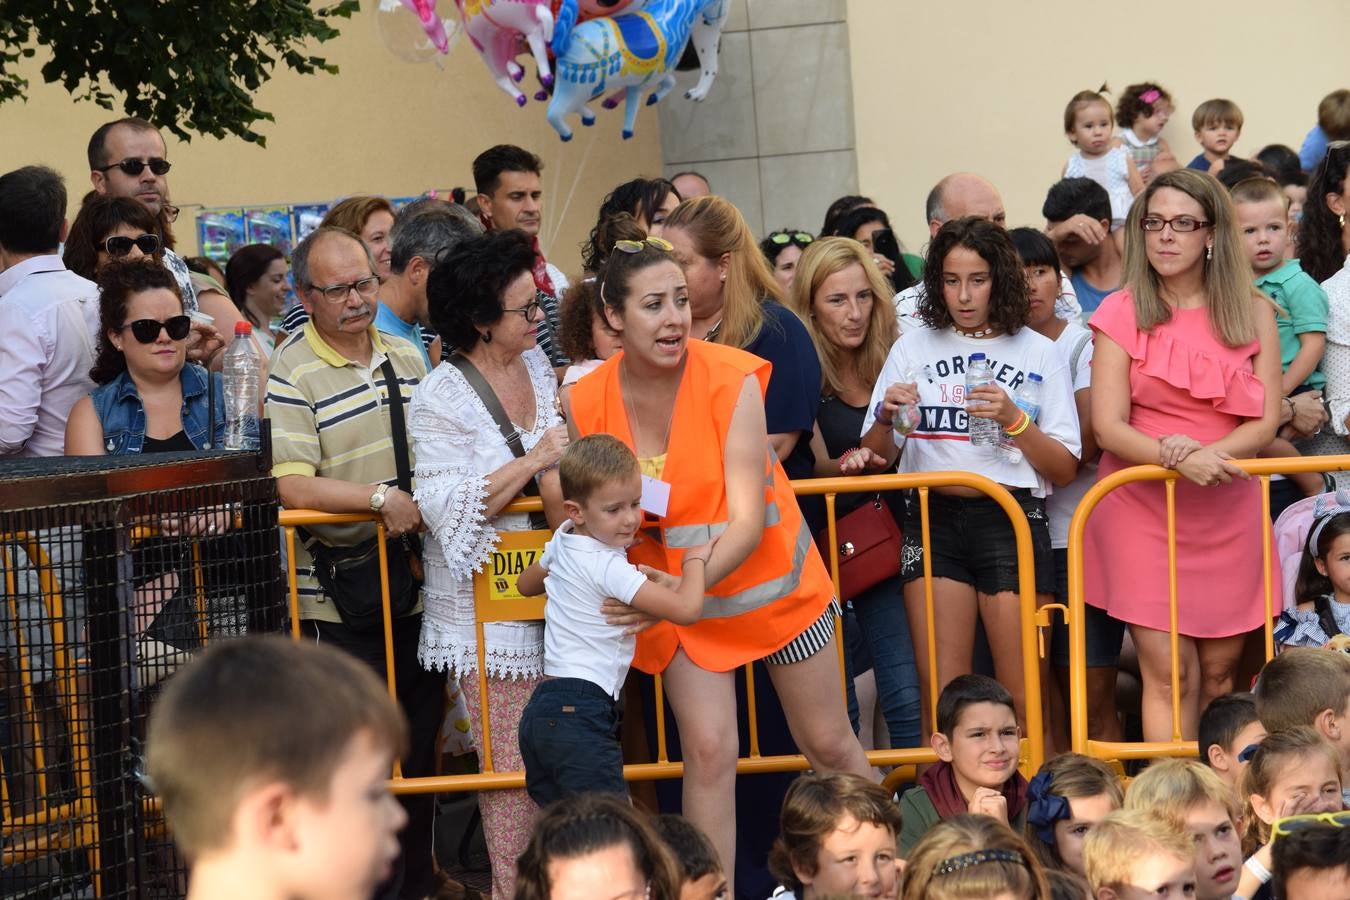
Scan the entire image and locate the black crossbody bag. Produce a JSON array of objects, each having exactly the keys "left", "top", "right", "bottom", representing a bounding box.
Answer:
[
  {"left": 448, "top": 352, "right": 549, "bottom": 531},
  {"left": 303, "top": 358, "right": 423, "bottom": 631}
]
